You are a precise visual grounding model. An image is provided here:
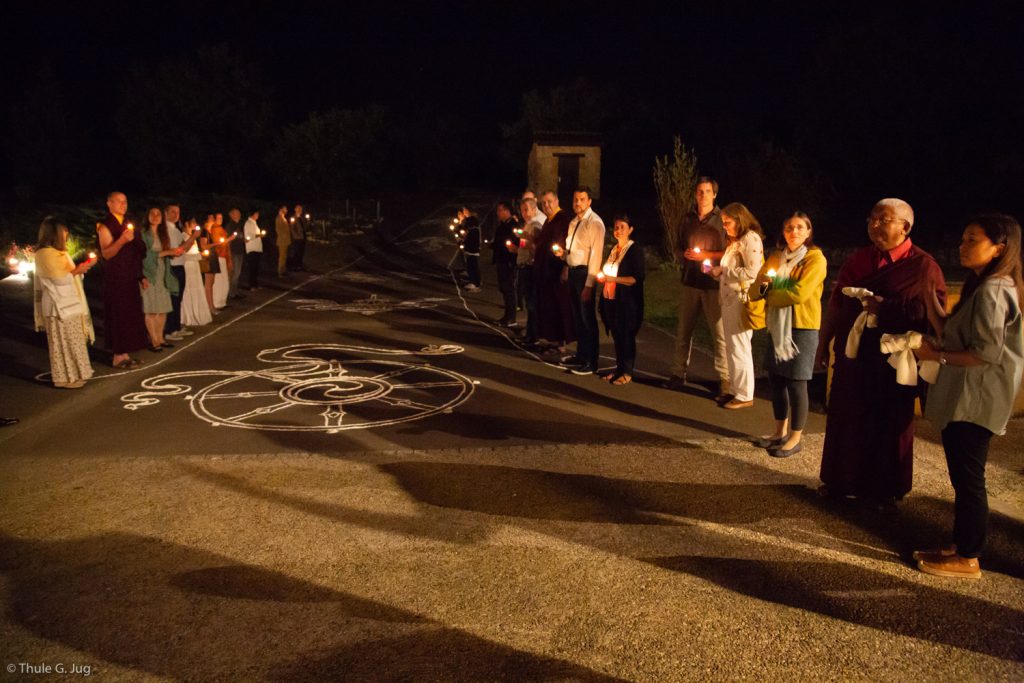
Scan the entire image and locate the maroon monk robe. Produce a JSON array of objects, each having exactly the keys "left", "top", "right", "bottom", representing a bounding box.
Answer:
[
  {"left": 533, "top": 209, "right": 577, "bottom": 344},
  {"left": 98, "top": 213, "right": 149, "bottom": 355},
  {"left": 819, "top": 242, "right": 946, "bottom": 500}
]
